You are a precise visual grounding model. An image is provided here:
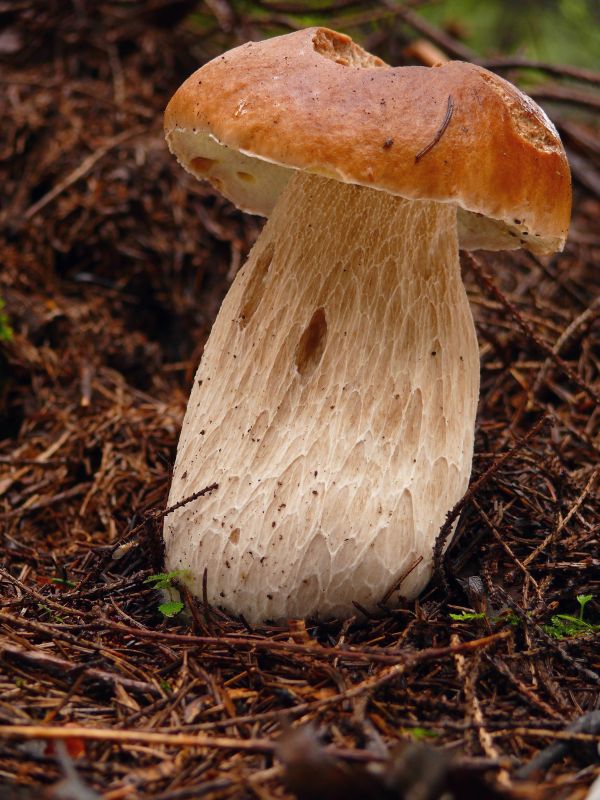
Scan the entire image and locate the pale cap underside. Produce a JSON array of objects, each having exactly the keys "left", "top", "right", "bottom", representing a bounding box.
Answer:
[{"left": 165, "top": 28, "right": 571, "bottom": 255}]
